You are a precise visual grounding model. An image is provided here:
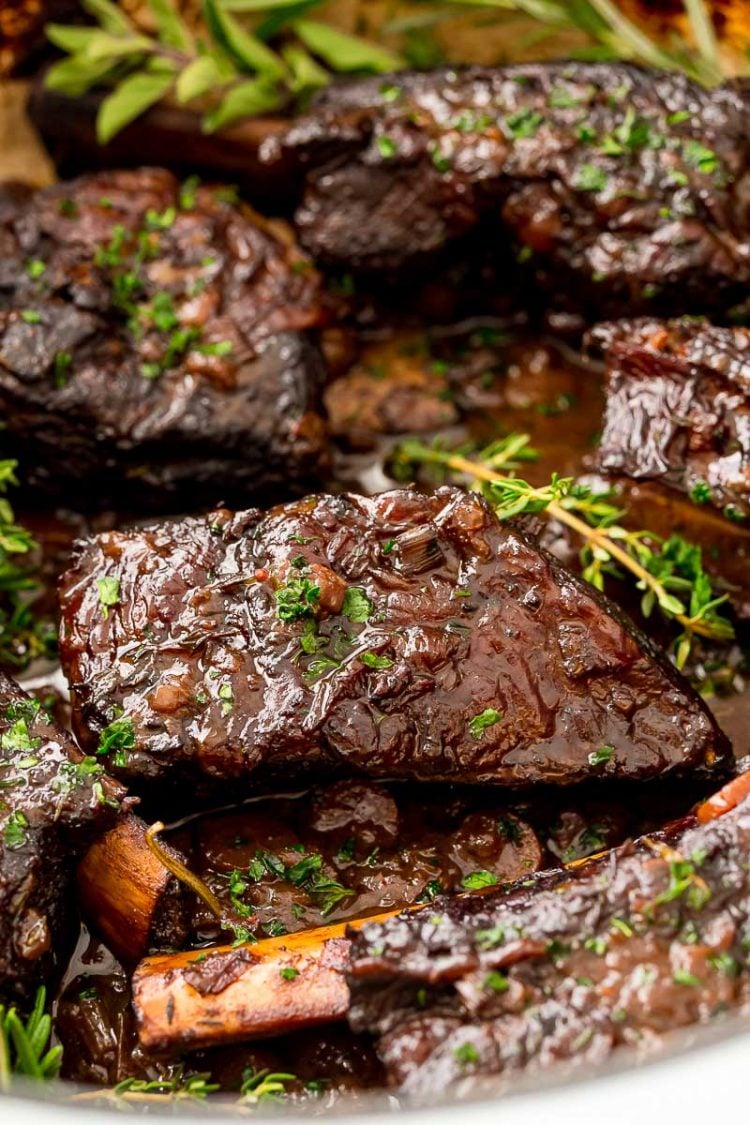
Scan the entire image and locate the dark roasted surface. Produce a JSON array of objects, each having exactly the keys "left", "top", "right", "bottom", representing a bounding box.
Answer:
[
  {"left": 57, "top": 486, "right": 728, "bottom": 791},
  {"left": 348, "top": 792, "right": 750, "bottom": 1095},
  {"left": 278, "top": 63, "right": 750, "bottom": 318},
  {"left": 0, "top": 167, "right": 328, "bottom": 507},
  {"left": 589, "top": 317, "right": 750, "bottom": 522},
  {"left": 0, "top": 672, "right": 126, "bottom": 1004}
]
